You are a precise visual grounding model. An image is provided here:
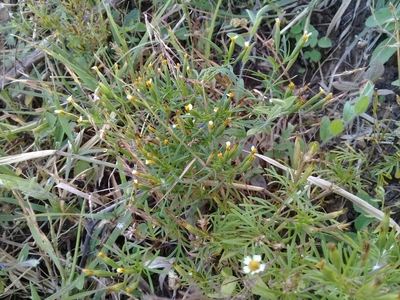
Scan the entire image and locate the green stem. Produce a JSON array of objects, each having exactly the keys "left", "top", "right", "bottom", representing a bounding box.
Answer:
[{"left": 205, "top": 0, "right": 223, "bottom": 60}]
